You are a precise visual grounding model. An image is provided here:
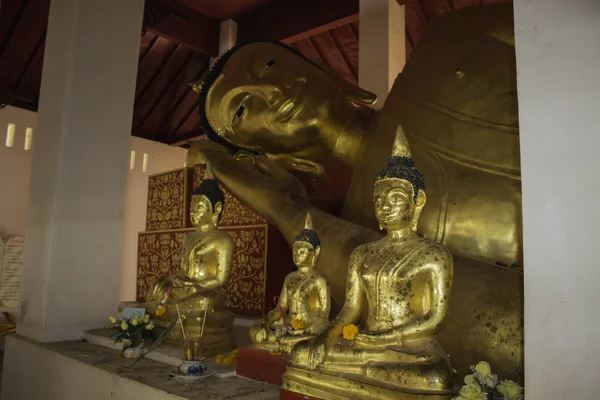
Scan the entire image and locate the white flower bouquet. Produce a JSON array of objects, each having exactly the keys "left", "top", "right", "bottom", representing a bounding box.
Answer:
[
  {"left": 453, "top": 361, "right": 523, "bottom": 400},
  {"left": 109, "top": 314, "right": 155, "bottom": 350}
]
